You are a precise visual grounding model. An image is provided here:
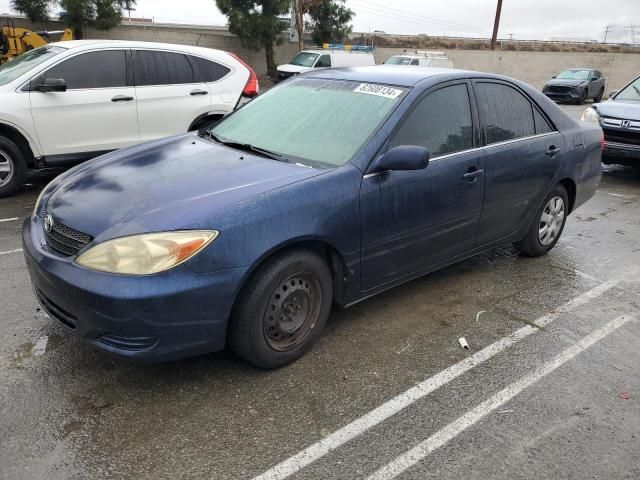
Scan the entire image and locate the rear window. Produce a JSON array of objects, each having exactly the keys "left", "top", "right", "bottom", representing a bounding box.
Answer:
[
  {"left": 211, "top": 78, "right": 406, "bottom": 168},
  {"left": 188, "top": 56, "right": 230, "bottom": 83},
  {"left": 289, "top": 52, "right": 319, "bottom": 67}
]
